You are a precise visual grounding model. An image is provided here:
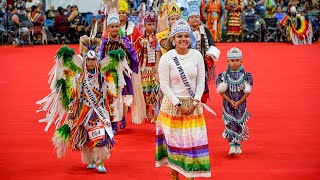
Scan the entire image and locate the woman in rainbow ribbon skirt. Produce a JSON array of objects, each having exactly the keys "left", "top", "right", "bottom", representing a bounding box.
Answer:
[
  {"left": 155, "top": 19, "right": 211, "bottom": 180},
  {"left": 37, "top": 24, "right": 129, "bottom": 173}
]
